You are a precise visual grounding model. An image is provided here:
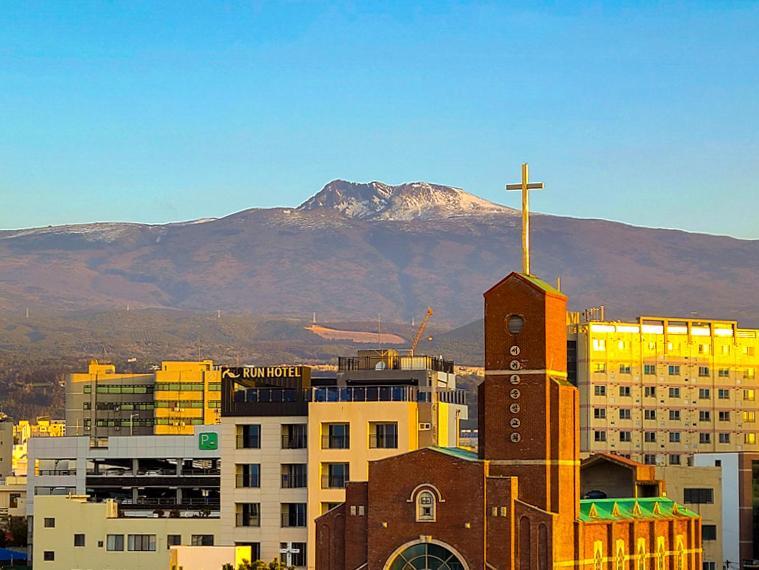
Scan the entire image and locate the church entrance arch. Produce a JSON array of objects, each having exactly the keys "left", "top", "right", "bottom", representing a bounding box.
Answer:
[{"left": 384, "top": 539, "right": 468, "bottom": 570}]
